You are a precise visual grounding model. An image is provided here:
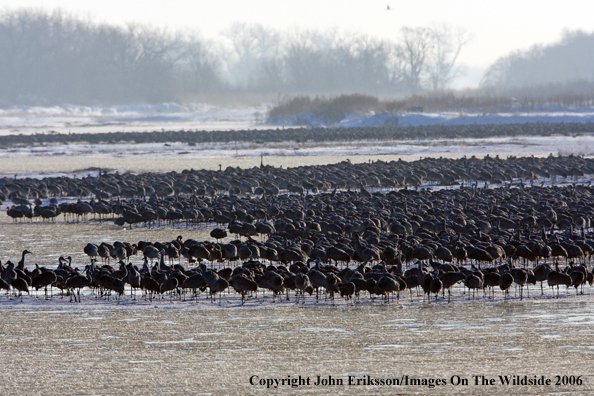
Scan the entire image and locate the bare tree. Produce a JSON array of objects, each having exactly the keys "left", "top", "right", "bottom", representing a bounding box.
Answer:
[
  {"left": 222, "top": 22, "right": 282, "bottom": 88},
  {"left": 398, "top": 26, "right": 433, "bottom": 93},
  {"left": 480, "top": 50, "right": 530, "bottom": 88},
  {"left": 482, "top": 29, "right": 594, "bottom": 89},
  {"left": 281, "top": 28, "right": 394, "bottom": 95},
  {"left": 282, "top": 28, "right": 325, "bottom": 92},
  {"left": 0, "top": 9, "right": 225, "bottom": 105},
  {"left": 385, "top": 41, "right": 407, "bottom": 91},
  {"left": 0, "top": 9, "right": 484, "bottom": 104},
  {"left": 177, "top": 32, "right": 222, "bottom": 94},
  {"left": 249, "top": 25, "right": 284, "bottom": 90},
  {"left": 426, "top": 24, "right": 473, "bottom": 90},
  {"left": 123, "top": 23, "right": 188, "bottom": 100}
]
